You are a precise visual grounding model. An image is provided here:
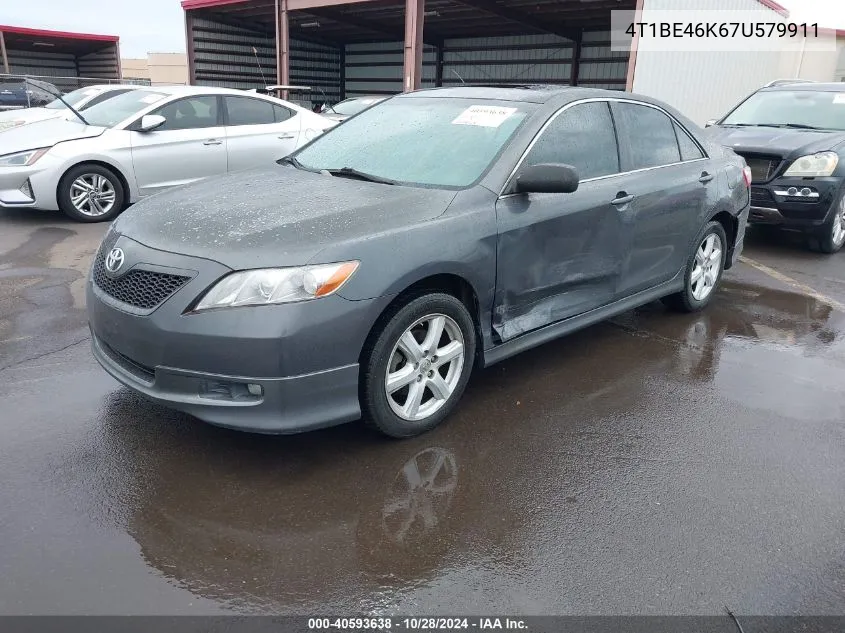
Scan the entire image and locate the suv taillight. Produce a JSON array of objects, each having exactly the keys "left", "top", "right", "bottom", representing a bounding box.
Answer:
[{"left": 742, "top": 165, "right": 752, "bottom": 188}]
